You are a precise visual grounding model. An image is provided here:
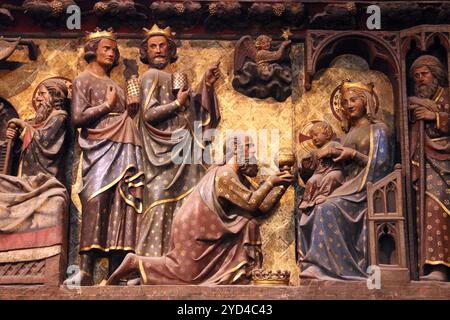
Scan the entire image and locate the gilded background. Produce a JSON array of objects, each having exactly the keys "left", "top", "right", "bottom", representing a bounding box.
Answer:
[{"left": 0, "top": 39, "right": 394, "bottom": 285}]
